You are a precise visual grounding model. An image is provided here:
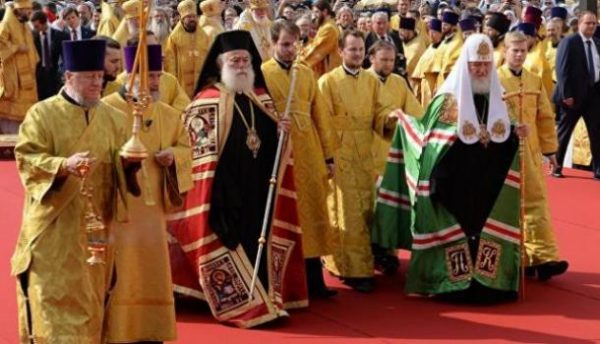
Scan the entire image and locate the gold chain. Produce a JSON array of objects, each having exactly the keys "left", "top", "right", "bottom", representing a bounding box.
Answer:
[
  {"left": 233, "top": 97, "right": 262, "bottom": 158},
  {"left": 233, "top": 97, "right": 255, "bottom": 132},
  {"left": 476, "top": 96, "right": 491, "bottom": 147}
]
